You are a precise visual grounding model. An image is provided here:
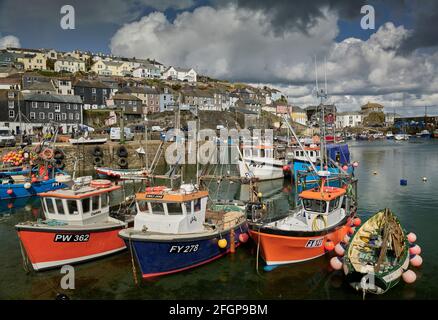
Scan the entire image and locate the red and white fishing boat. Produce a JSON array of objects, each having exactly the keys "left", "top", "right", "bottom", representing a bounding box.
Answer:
[
  {"left": 16, "top": 177, "right": 131, "bottom": 271},
  {"left": 248, "top": 171, "right": 358, "bottom": 266},
  {"left": 95, "top": 167, "right": 150, "bottom": 180}
]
